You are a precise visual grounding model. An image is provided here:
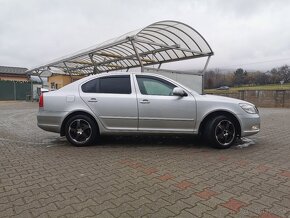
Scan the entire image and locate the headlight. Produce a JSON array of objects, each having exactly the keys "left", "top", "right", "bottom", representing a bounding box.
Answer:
[{"left": 239, "top": 103, "right": 257, "bottom": 114}]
